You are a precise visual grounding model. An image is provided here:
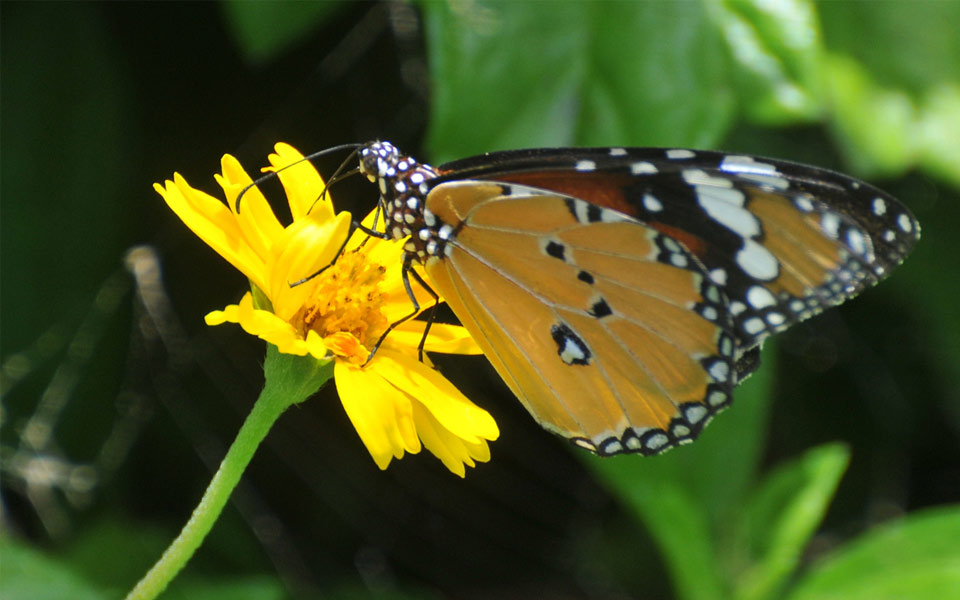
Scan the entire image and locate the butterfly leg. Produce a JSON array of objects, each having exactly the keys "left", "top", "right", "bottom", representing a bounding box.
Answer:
[
  {"left": 288, "top": 211, "right": 396, "bottom": 287},
  {"left": 363, "top": 252, "right": 440, "bottom": 365}
]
